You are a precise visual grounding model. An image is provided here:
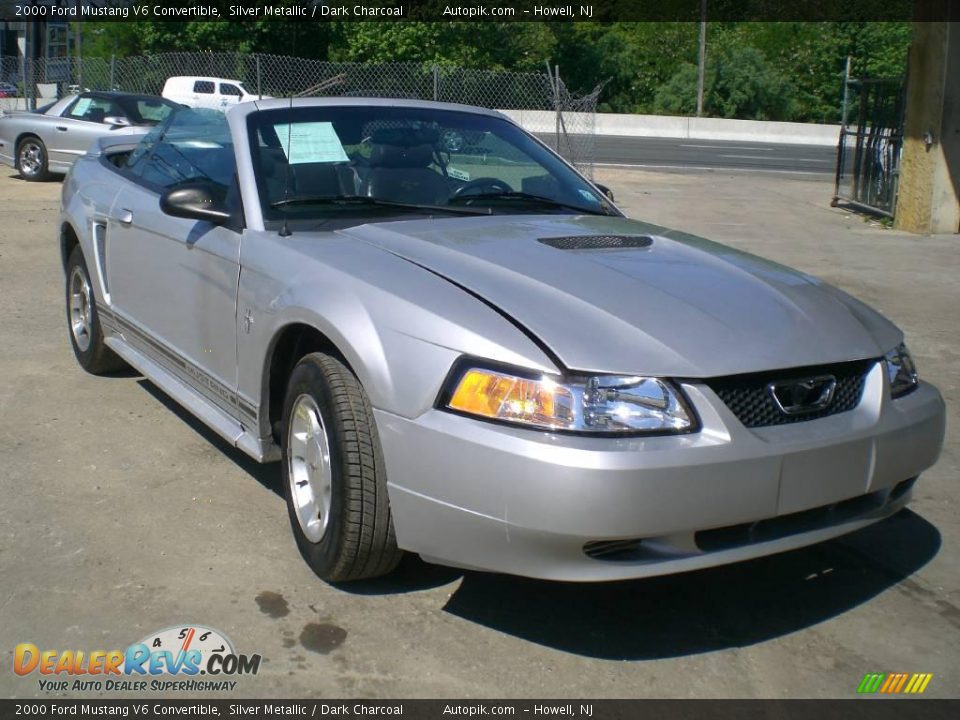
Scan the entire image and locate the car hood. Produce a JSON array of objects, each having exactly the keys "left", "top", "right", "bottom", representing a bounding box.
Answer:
[{"left": 337, "top": 214, "right": 900, "bottom": 377}]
